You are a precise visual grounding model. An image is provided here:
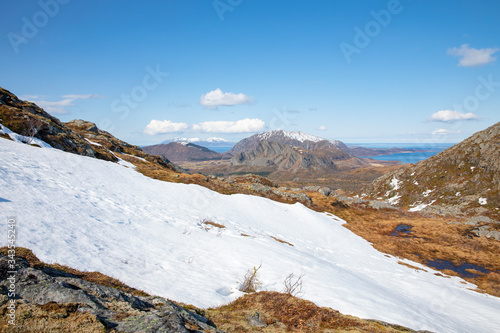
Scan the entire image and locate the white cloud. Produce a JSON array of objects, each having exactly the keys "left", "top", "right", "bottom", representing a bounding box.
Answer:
[
  {"left": 21, "top": 94, "right": 102, "bottom": 114},
  {"left": 144, "top": 120, "right": 189, "bottom": 135},
  {"left": 19, "top": 94, "right": 41, "bottom": 100},
  {"left": 428, "top": 110, "right": 480, "bottom": 122},
  {"left": 431, "top": 129, "right": 461, "bottom": 136},
  {"left": 318, "top": 125, "right": 327, "bottom": 131},
  {"left": 193, "top": 118, "right": 265, "bottom": 133},
  {"left": 200, "top": 88, "right": 254, "bottom": 108},
  {"left": 62, "top": 94, "right": 102, "bottom": 100},
  {"left": 447, "top": 44, "right": 499, "bottom": 67}
]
